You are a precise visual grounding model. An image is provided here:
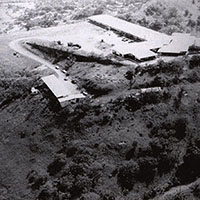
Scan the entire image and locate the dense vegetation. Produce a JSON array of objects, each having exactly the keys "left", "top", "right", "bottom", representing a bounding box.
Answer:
[
  {"left": 31, "top": 55, "right": 200, "bottom": 200},
  {"left": 1, "top": 51, "right": 200, "bottom": 199},
  {"left": 0, "top": 68, "right": 39, "bottom": 109},
  {"left": 10, "top": 0, "right": 200, "bottom": 35},
  {"left": 1, "top": 0, "right": 200, "bottom": 199}
]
